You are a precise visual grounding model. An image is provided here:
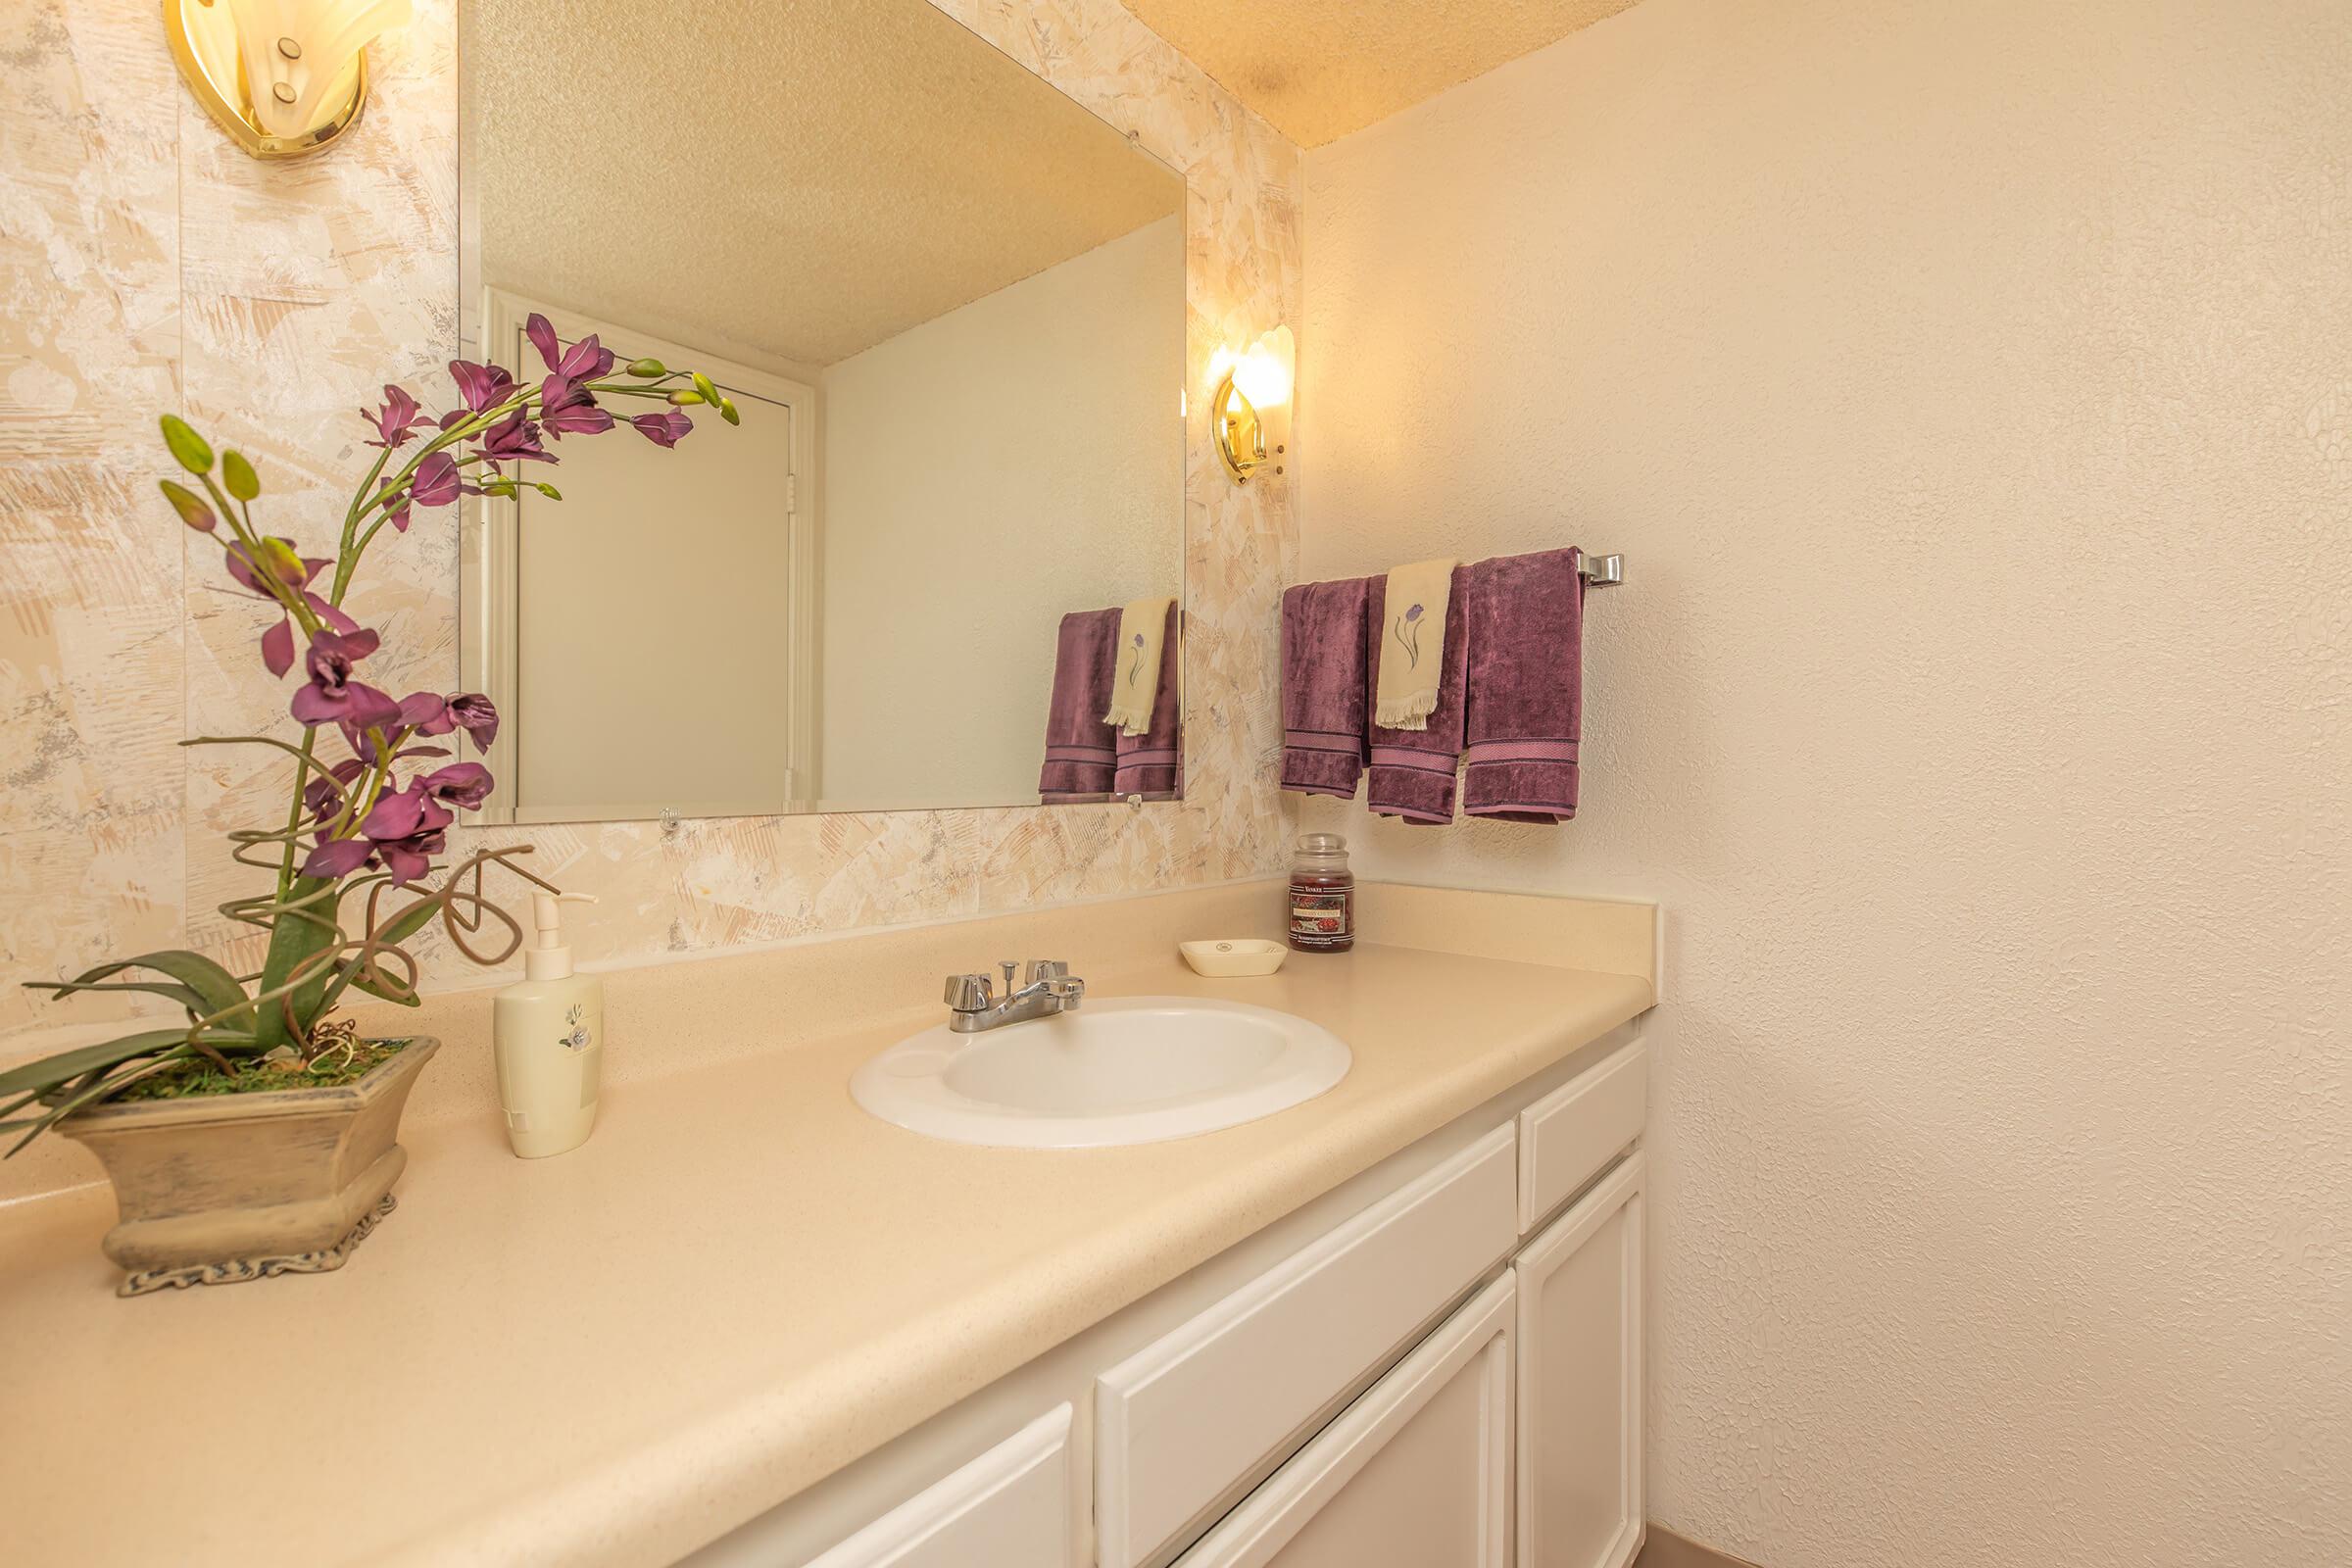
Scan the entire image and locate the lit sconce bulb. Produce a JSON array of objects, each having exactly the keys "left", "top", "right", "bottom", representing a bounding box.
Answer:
[{"left": 1210, "top": 323, "right": 1294, "bottom": 484}]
